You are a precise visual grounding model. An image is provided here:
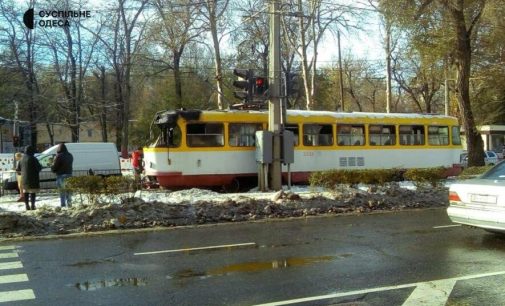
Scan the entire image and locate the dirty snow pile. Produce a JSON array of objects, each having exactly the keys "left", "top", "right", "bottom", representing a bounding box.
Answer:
[{"left": 0, "top": 183, "right": 449, "bottom": 238}]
